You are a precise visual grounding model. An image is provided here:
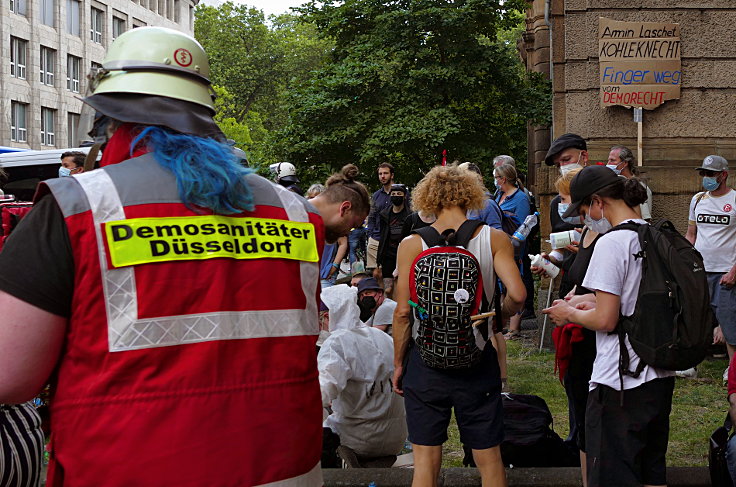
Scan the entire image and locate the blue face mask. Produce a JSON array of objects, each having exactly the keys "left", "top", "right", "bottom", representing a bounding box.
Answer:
[
  {"left": 703, "top": 176, "right": 720, "bottom": 192},
  {"left": 59, "top": 166, "right": 72, "bottom": 177},
  {"left": 606, "top": 164, "right": 622, "bottom": 175},
  {"left": 557, "top": 203, "right": 580, "bottom": 225}
]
